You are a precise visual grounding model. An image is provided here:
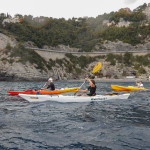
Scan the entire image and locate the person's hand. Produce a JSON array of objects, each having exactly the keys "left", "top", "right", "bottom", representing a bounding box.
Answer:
[{"left": 85, "top": 77, "right": 89, "bottom": 80}]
